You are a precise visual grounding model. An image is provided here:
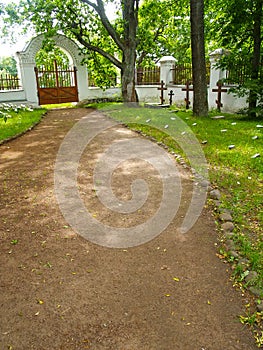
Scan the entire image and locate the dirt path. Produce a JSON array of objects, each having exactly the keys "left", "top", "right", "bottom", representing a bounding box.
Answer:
[{"left": 0, "top": 108, "right": 257, "bottom": 350}]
